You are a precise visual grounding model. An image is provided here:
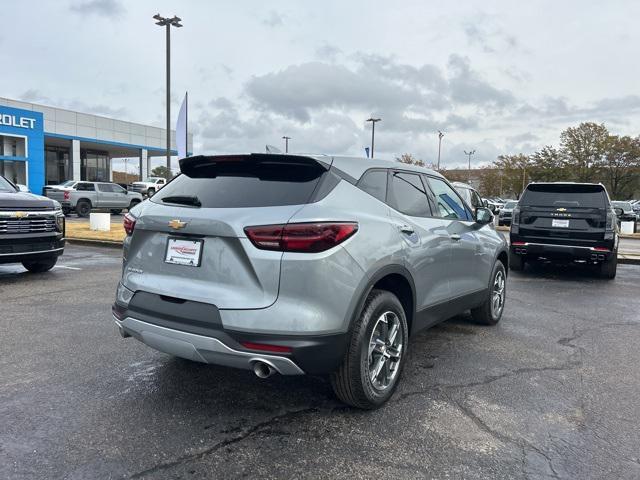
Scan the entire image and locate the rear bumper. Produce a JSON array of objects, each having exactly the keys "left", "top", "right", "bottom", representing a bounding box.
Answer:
[
  {"left": 509, "top": 241, "right": 615, "bottom": 262},
  {"left": 114, "top": 315, "right": 306, "bottom": 375}
]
